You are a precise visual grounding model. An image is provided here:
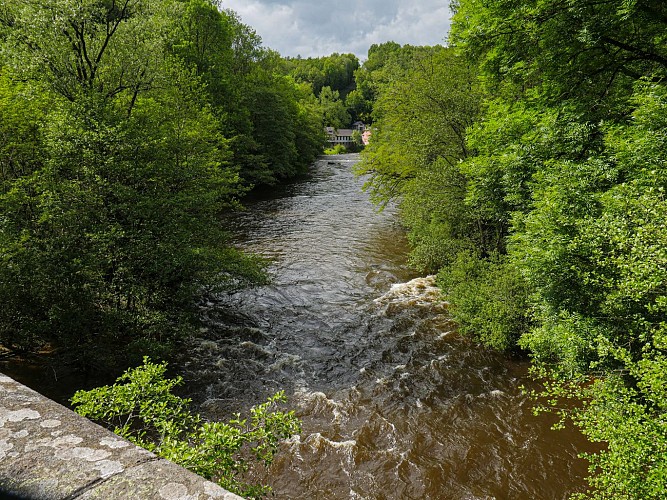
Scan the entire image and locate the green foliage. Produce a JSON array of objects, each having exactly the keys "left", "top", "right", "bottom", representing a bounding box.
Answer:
[
  {"left": 572, "top": 371, "right": 667, "bottom": 500},
  {"left": 351, "top": 129, "right": 363, "bottom": 146},
  {"left": 318, "top": 86, "right": 351, "bottom": 129},
  {"left": 347, "top": 42, "right": 446, "bottom": 124},
  {"left": 530, "top": 351, "right": 667, "bottom": 500},
  {"left": 0, "top": 63, "right": 262, "bottom": 361},
  {"left": 450, "top": 0, "right": 667, "bottom": 493},
  {"left": 516, "top": 86, "right": 667, "bottom": 498},
  {"left": 278, "top": 53, "right": 358, "bottom": 140},
  {"left": 362, "top": 1, "right": 667, "bottom": 497},
  {"left": 356, "top": 46, "right": 483, "bottom": 277},
  {"left": 72, "top": 358, "right": 301, "bottom": 498},
  {"left": 357, "top": 46, "right": 480, "bottom": 204},
  {"left": 170, "top": 4, "right": 324, "bottom": 188},
  {"left": 515, "top": 82, "right": 667, "bottom": 375},
  {"left": 280, "top": 52, "right": 359, "bottom": 97},
  {"left": 438, "top": 252, "right": 531, "bottom": 351},
  {"left": 0, "top": 73, "right": 46, "bottom": 187},
  {"left": 400, "top": 158, "right": 472, "bottom": 272},
  {"left": 450, "top": 0, "right": 667, "bottom": 117},
  {"left": 2, "top": 0, "right": 173, "bottom": 105},
  {"left": 242, "top": 71, "right": 300, "bottom": 184},
  {"left": 323, "top": 144, "right": 347, "bottom": 155},
  {"left": 0, "top": 0, "right": 330, "bottom": 371}
]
